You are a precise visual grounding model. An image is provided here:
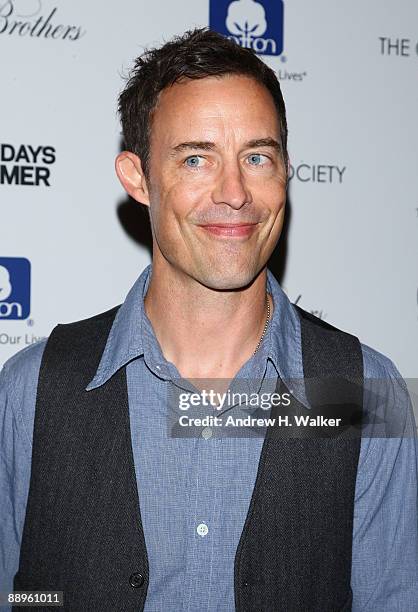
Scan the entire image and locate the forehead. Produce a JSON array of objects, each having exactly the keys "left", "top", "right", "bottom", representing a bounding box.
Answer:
[{"left": 150, "top": 74, "right": 280, "bottom": 144}]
